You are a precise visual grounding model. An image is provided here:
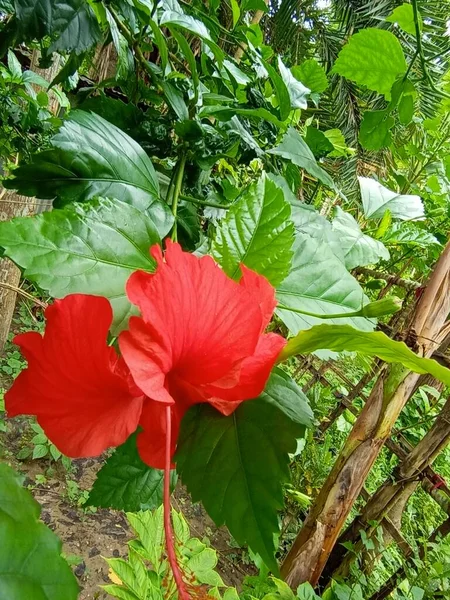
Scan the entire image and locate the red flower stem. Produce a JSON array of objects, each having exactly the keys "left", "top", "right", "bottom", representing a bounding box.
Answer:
[{"left": 164, "top": 405, "right": 190, "bottom": 600}]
